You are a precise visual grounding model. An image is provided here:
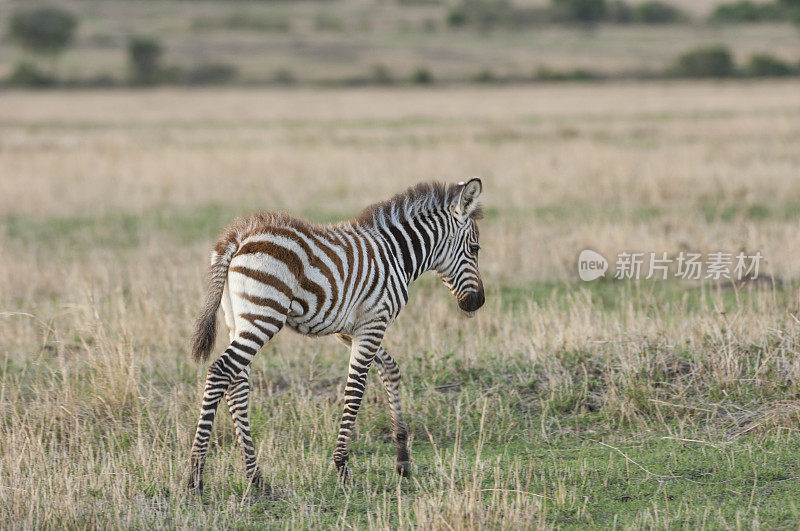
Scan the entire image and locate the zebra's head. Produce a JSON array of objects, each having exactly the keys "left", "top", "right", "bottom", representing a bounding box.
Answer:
[{"left": 437, "top": 178, "right": 485, "bottom": 316}]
